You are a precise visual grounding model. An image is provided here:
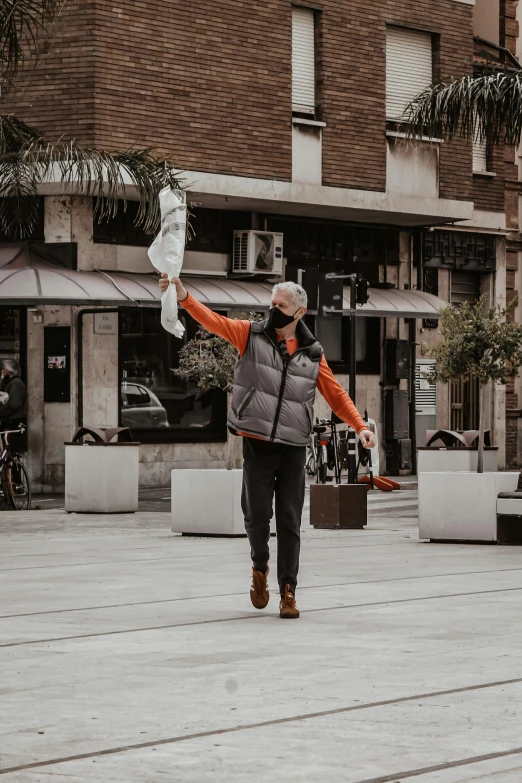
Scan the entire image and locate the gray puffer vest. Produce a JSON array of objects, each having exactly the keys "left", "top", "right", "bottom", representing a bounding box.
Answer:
[{"left": 227, "top": 318, "right": 323, "bottom": 447}]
